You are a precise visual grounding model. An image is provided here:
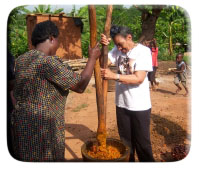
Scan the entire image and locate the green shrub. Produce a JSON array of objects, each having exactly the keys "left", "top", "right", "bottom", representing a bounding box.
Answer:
[{"left": 183, "top": 54, "right": 191, "bottom": 66}]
